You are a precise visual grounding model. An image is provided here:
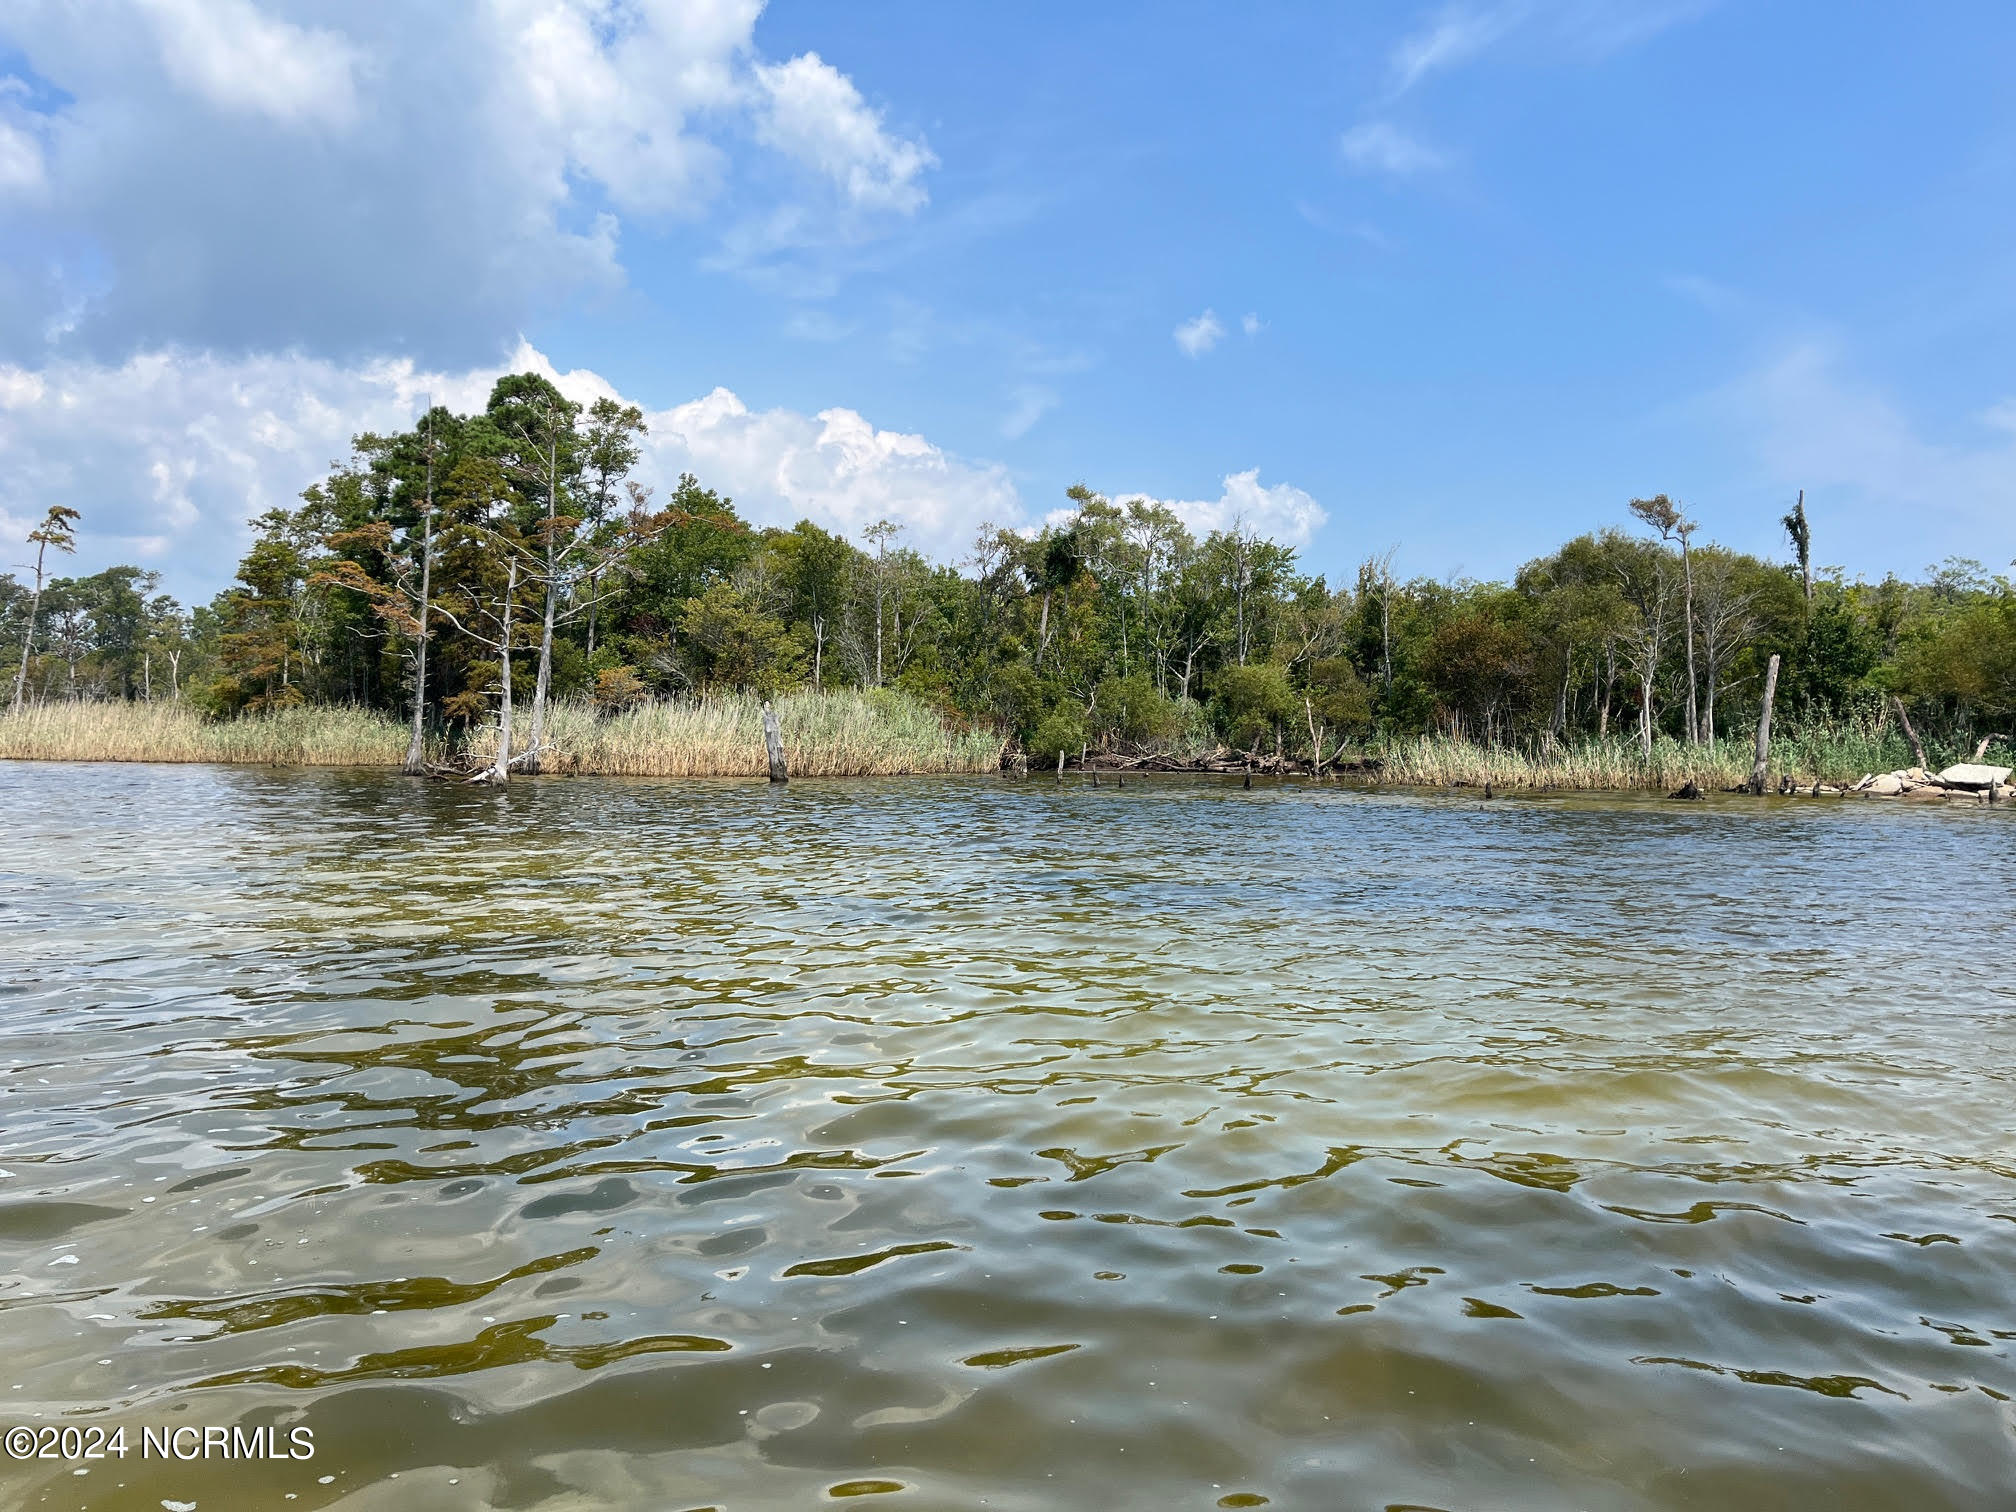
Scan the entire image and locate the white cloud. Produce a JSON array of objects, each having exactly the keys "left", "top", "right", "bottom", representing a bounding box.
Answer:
[
  {"left": 0, "top": 122, "right": 40, "bottom": 192},
  {"left": 1241, "top": 312, "right": 1263, "bottom": 337},
  {"left": 135, "top": 0, "right": 364, "bottom": 128},
  {"left": 753, "top": 51, "right": 935, "bottom": 213},
  {"left": 1339, "top": 121, "right": 1447, "bottom": 176},
  {"left": 491, "top": 0, "right": 751, "bottom": 216},
  {"left": 653, "top": 386, "right": 1017, "bottom": 555},
  {"left": 1116, "top": 470, "right": 1328, "bottom": 547},
  {"left": 0, "top": 92, "right": 45, "bottom": 193},
  {"left": 1978, "top": 397, "right": 2016, "bottom": 437},
  {"left": 0, "top": 2, "right": 934, "bottom": 362},
  {"left": 0, "top": 341, "right": 1021, "bottom": 602},
  {"left": 1174, "top": 310, "right": 1225, "bottom": 358}
]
